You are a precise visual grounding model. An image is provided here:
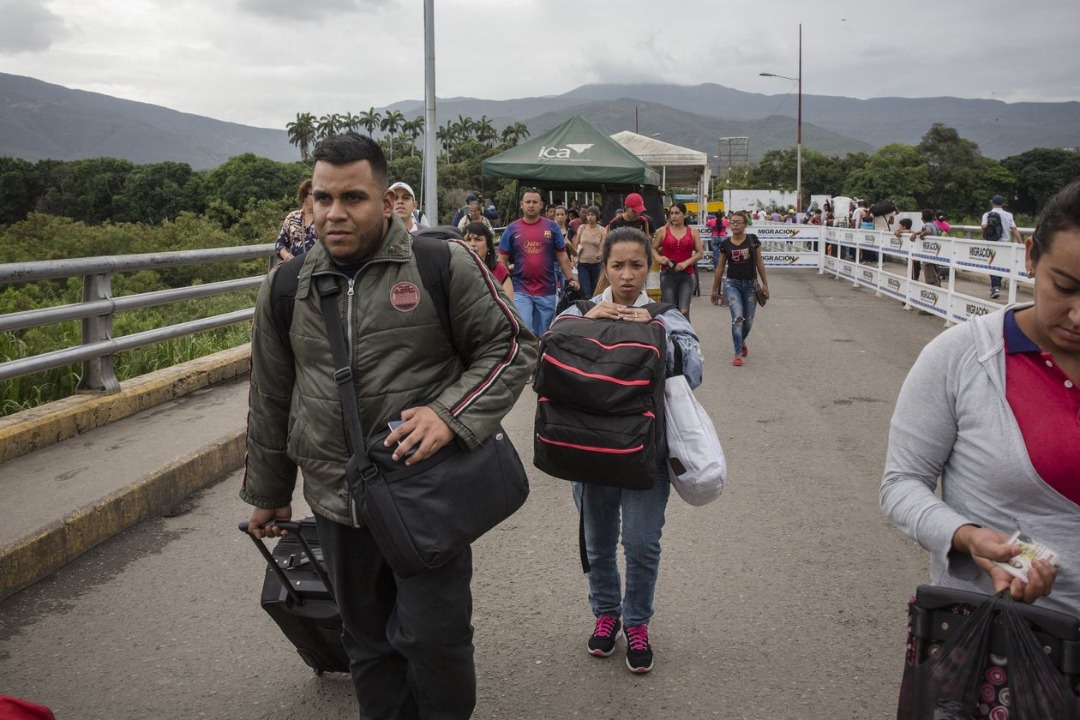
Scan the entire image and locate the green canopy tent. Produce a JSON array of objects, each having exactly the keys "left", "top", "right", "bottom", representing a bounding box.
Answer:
[
  {"left": 482, "top": 116, "right": 660, "bottom": 187},
  {"left": 482, "top": 117, "right": 661, "bottom": 221}
]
